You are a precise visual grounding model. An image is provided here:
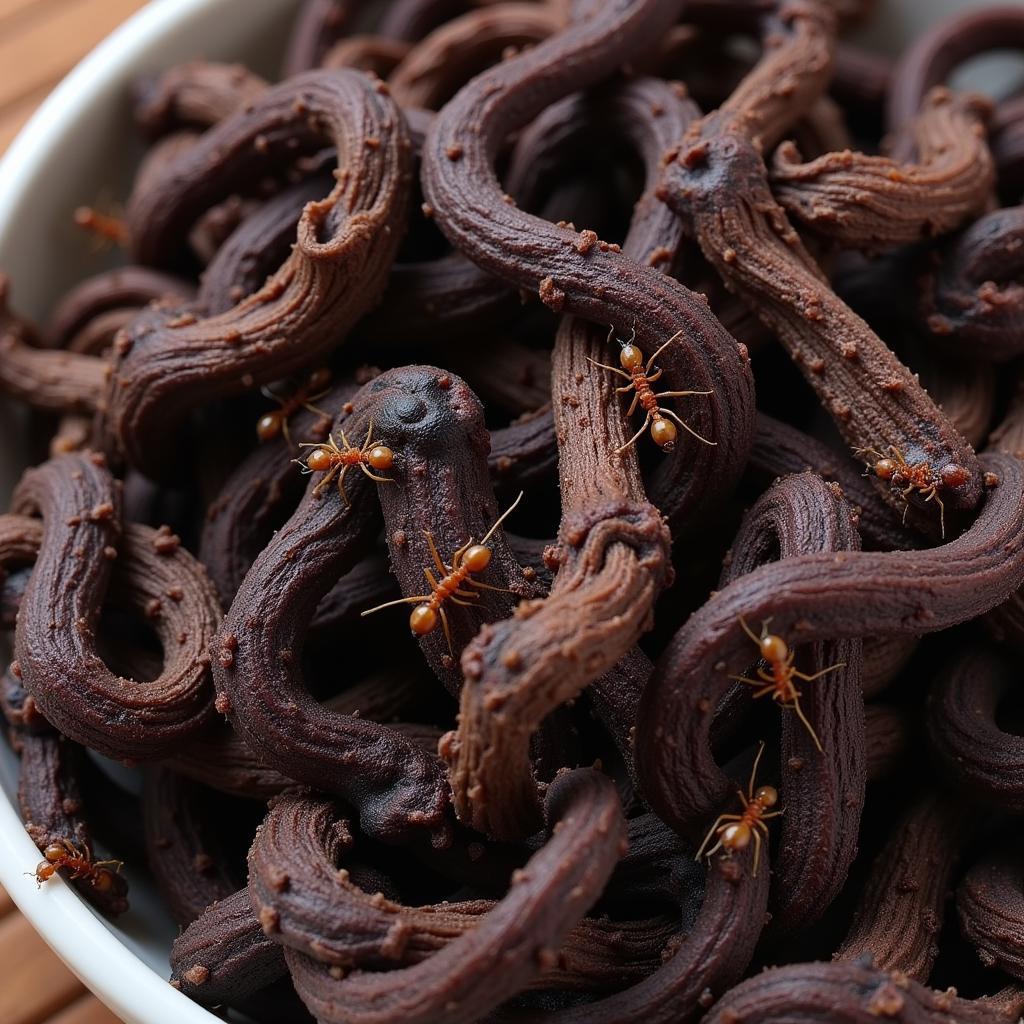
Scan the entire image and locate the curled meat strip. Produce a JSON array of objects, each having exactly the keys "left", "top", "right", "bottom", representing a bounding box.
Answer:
[
  {"left": 388, "top": 4, "right": 564, "bottom": 110},
  {"left": 283, "top": 0, "right": 359, "bottom": 76},
  {"left": 718, "top": 474, "right": 863, "bottom": 936},
  {"left": 704, "top": 960, "right": 1021, "bottom": 1023},
  {"left": 142, "top": 767, "right": 243, "bottom": 926},
  {"left": 280, "top": 769, "right": 626, "bottom": 1024},
  {"left": 11, "top": 454, "right": 220, "bottom": 761},
  {"left": 106, "top": 70, "right": 411, "bottom": 475},
  {"left": 836, "top": 792, "right": 974, "bottom": 980},
  {"left": 371, "top": 367, "right": 535, "bottom": 695},
  {"left": 498, "top": 840, "right": 768, "bottom": 1023},
  {"left": 6, "top": 683, "right": 130, "bottom": 917},
  {"left": 171, "top": 887, "right": 288, "bottom": 1003},
  {"left": 638, "top": 453, "right": 1024, "bottom": 835},
  {"left": 43, "top": 266, "right": 193, "bottom": 350},
  {"left": 920, "top": 206, "right": 1024, "bottom": 362},
  {"left": 248, "top": 793, "right": 670, "bottom": 989},
  {"left": 927, "top": 645, "right": 1024, "bottom": 811},
  {"left": 322, "top": 35, "right": 412, "bottom": 76},
  {"left": 210, "top": 370, "right": 458, "bottom": 844},
  {"left": 772, "top": 87, "right": 993, "bottom": 251},
  {"left": 658, "top": 0, "right": 984, "bottom": 523},
  {"left": 958, "top": 842, "right": 1024, "bottom": 981},
  {"left": 133, "top": 61, "right": 268, "bottom": 137},
  {"left": 0, "top": 277, "right": 108, "bottom": 414},
  {"left": 423, "top": 0, "right": 756, "bottom": 839},
  {"left": 886, "top": 4, "right": 1024, "bottom": 135}
]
